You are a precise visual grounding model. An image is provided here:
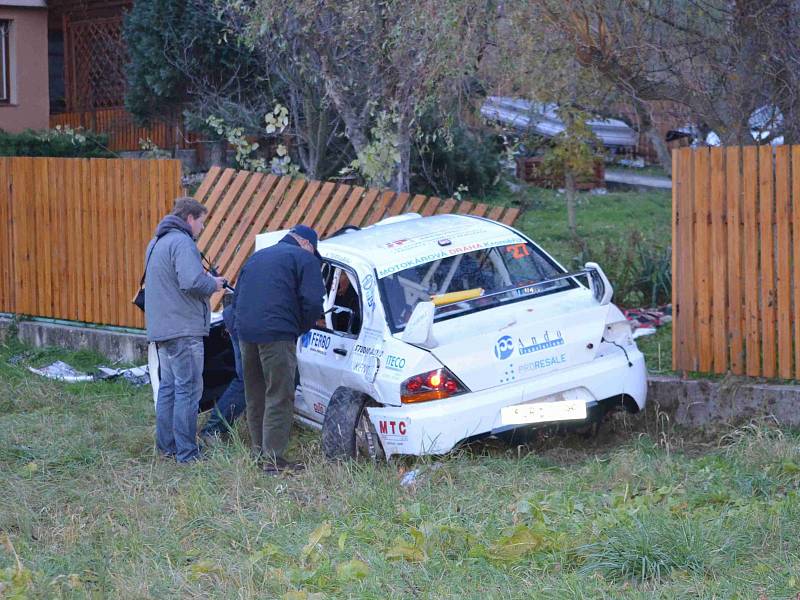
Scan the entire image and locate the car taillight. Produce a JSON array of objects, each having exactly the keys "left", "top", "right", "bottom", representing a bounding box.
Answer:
[{"left": 400, "top": 368, "right": 468, "bottom": 404}]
